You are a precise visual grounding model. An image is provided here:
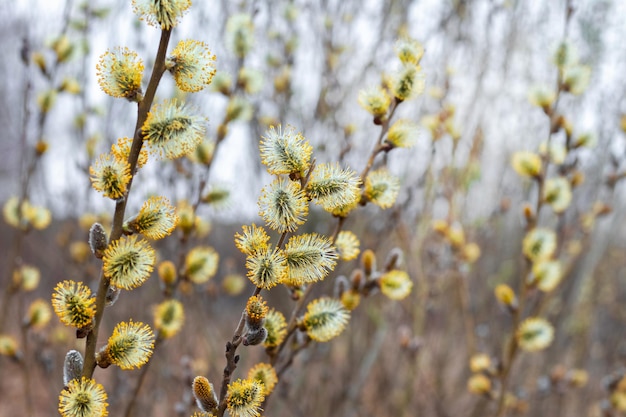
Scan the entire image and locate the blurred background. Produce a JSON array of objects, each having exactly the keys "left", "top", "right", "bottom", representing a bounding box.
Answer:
[{"left": 1, "top": 0, "right": 626, "bottom": 416}]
